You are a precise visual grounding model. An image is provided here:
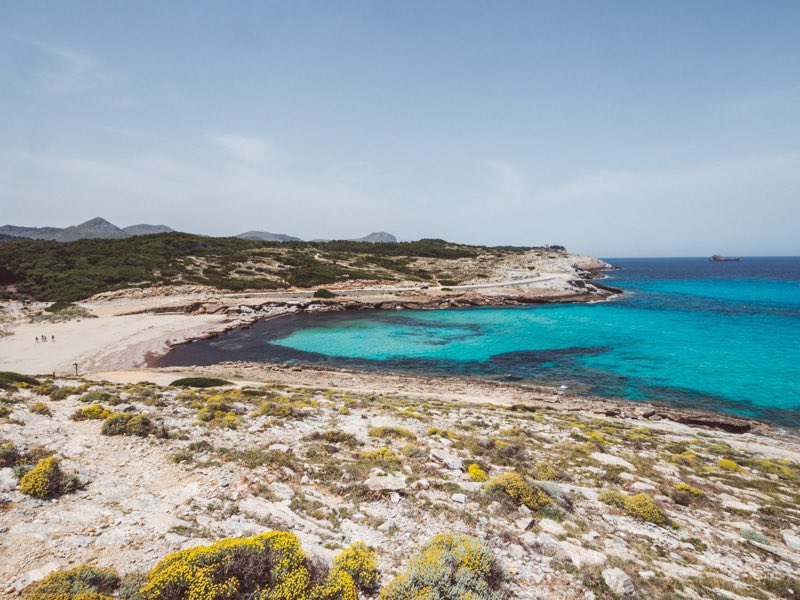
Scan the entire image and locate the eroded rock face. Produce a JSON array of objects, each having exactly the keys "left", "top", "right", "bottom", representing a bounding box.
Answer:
[{"left": 590, "top": 452, "right": 636, "bottom": 471}]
